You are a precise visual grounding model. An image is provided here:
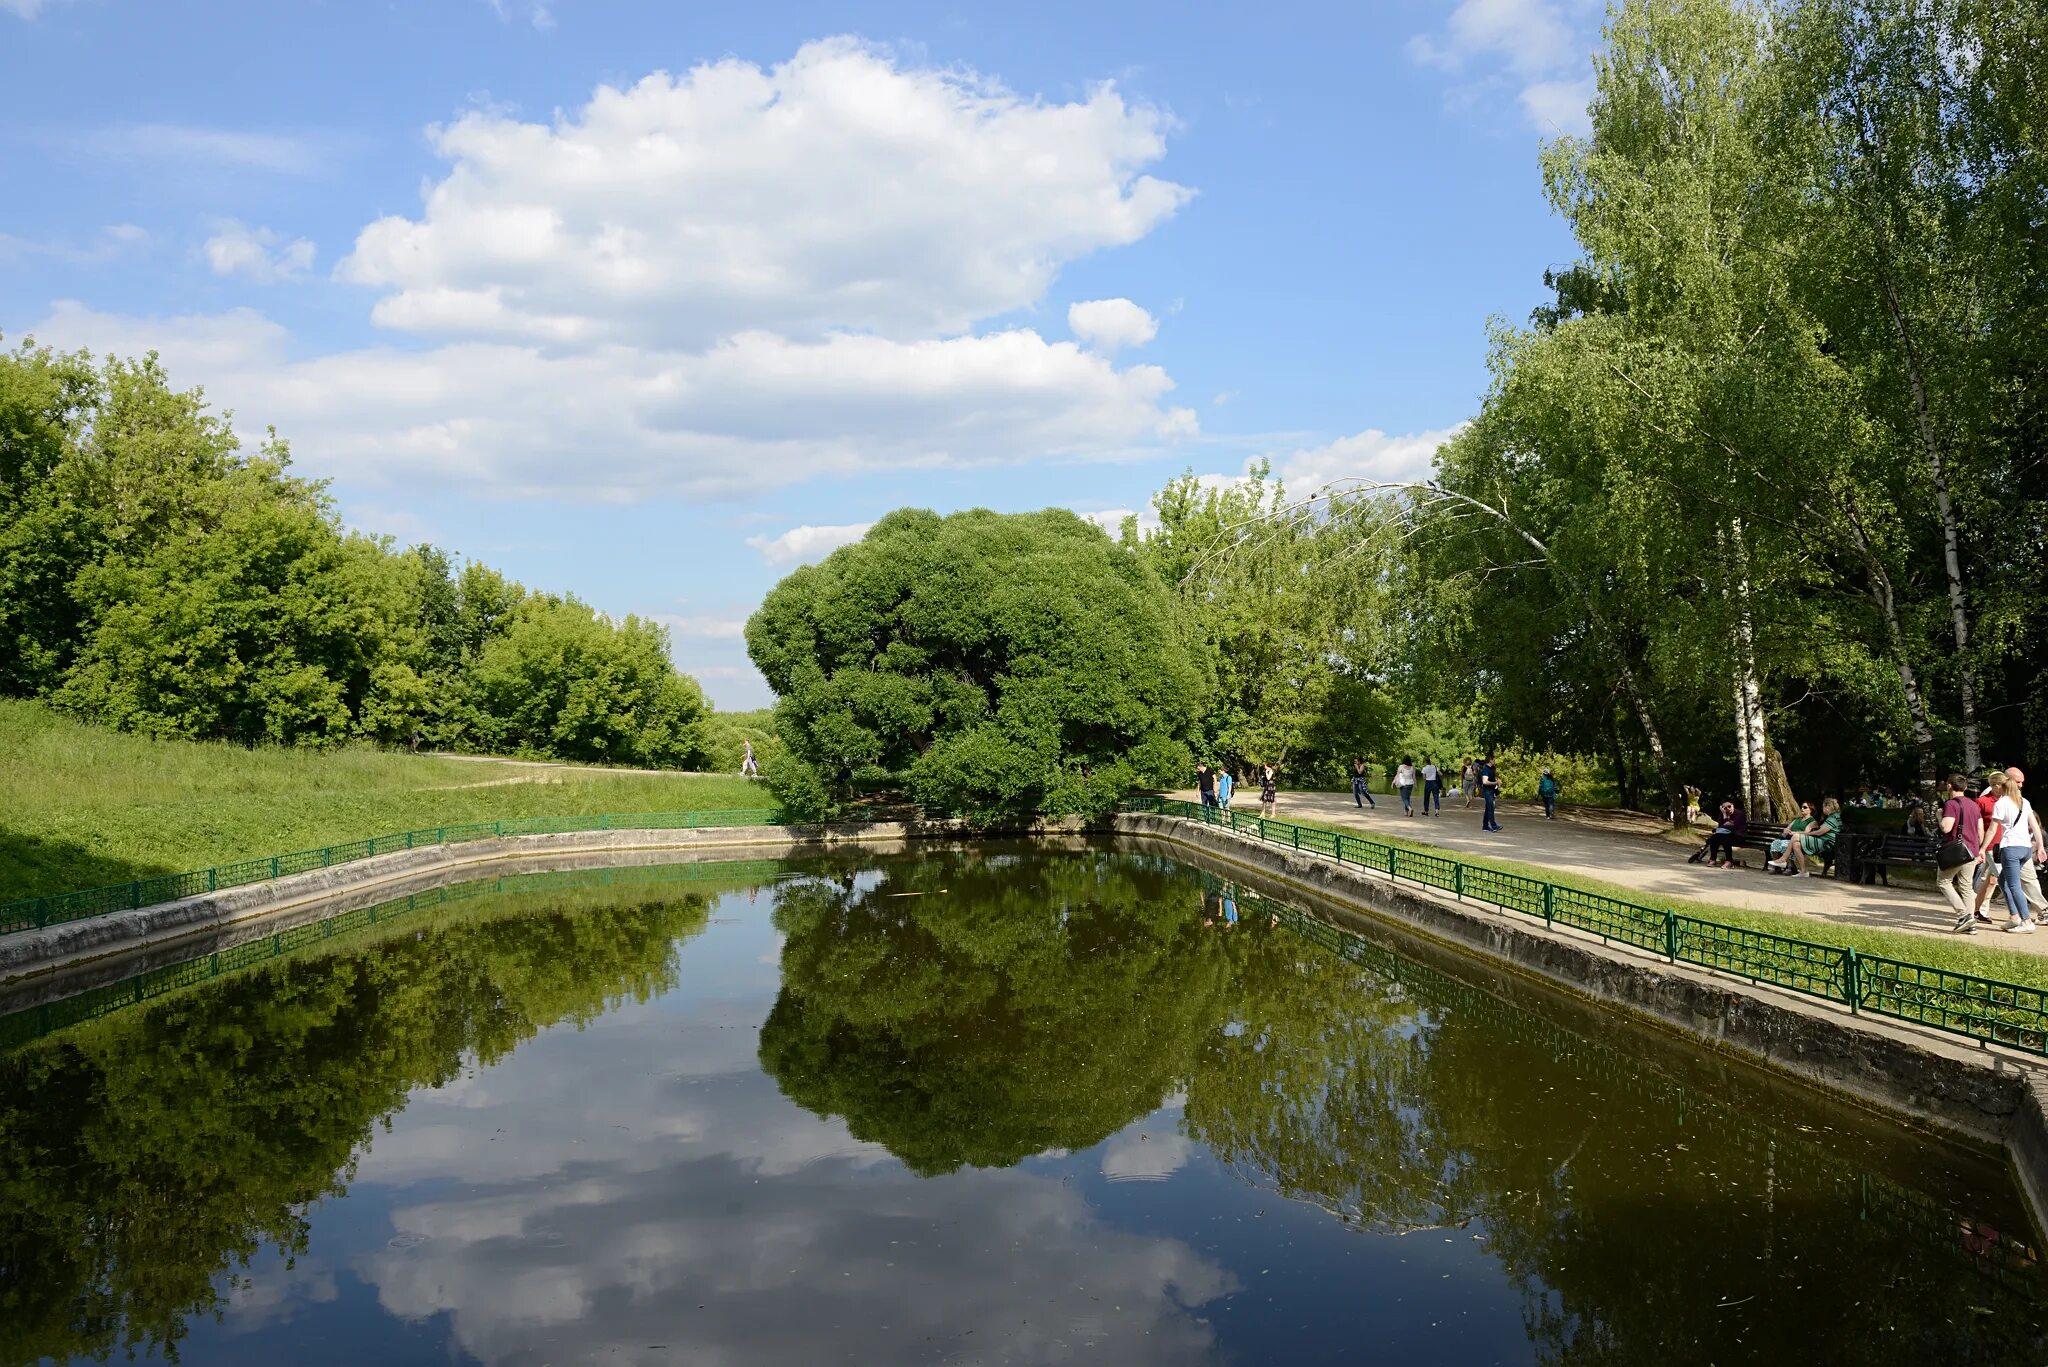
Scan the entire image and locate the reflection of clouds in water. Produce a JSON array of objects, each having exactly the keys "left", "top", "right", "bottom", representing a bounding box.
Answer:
[
  {"left": 1101, "top": 1127, "right": 1194, "bottom": 1182},
  {"left": 221, "top": 1258, "right": 338, "bottom": 1333},
  {"left": 362, "top": 1150, "right": 1233, "bottom": 1365},
  {"left": 350, "top": 990, "right": 1233, "bottom": 1364},
  {"left": 356, "top": 997, "right": 881, "bottom": 1187}
]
